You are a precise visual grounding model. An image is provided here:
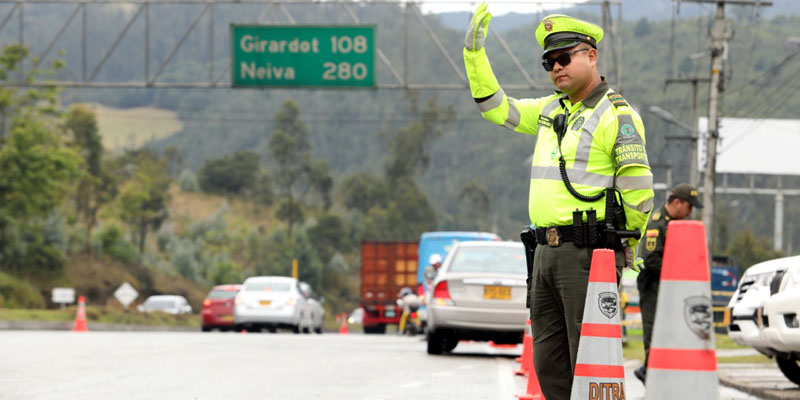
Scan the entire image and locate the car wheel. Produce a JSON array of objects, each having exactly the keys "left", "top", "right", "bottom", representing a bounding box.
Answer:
[
  {"left": 777, "top": 357, "right": 800, "bottom": 386},
  {"left": 427, "top": 330, "right": 445, "bottom": 355},
  {"left": 444, "top": 338, "right": 458, "bottom": 352},
  {"left": 314, "top": 326, "right": 323, "bottom": 334},
  {"left": 375, "top": 324, "right": 386, "bottom": 334},
  {"left": 292, "top": 325, "right": 301, "bottom": 334},
  {"left": 201, "top": 326, "right": 211, "bottom": 332},
  {"left": 266, "top": 326, "right": 277, "bottom": 333},
  {"left": 246, "top": 326, "right": 261, "bottom": 333}
]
